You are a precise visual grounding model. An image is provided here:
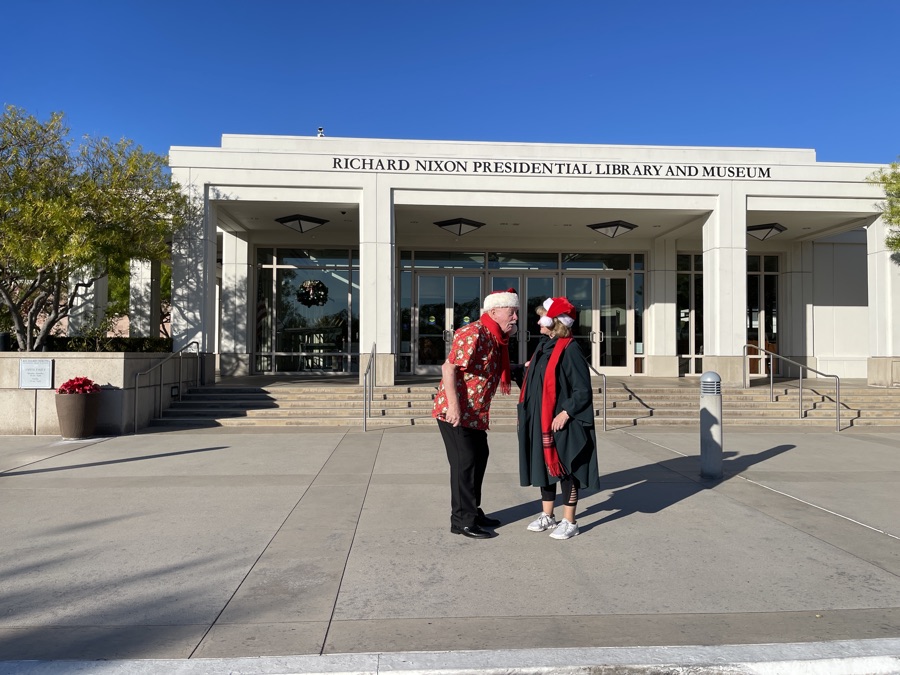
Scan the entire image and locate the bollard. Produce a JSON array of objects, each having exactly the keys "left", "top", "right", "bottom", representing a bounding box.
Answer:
[{"left": 699, "top": 371, "right": 723, "bottom": 479}]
